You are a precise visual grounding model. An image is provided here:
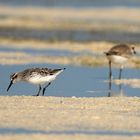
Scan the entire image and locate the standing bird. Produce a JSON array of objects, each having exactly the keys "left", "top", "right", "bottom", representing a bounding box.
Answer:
[
  {"left": 105, "top": 44, "right": 136, "bottom": 96},
  {"left": 7, "top": 67, "right": 66, "bottom": 96}
]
